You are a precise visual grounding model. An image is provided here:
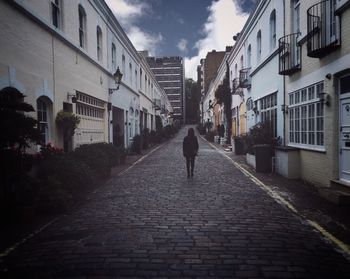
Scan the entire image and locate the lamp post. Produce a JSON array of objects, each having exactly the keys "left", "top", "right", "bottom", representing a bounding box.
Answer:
[
  {"left": 109, "top": 67, "right": 123, "bottom": 94},
  {"left": 108, "top": 67, "right": 123, "bottom": 143}
]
